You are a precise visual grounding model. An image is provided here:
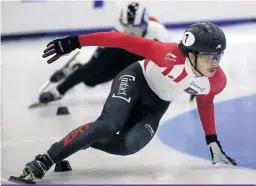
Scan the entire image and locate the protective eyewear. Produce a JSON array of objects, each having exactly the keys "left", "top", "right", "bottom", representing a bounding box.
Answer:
[{"left": 199, "top": 51, "right": 224, "bottom": 62}]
